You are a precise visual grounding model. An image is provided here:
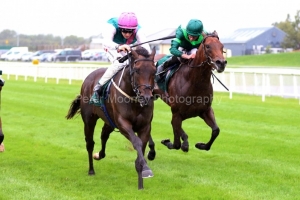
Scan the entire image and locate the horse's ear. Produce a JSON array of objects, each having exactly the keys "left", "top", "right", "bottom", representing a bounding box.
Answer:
[
  {"left": 202, "top": 32, "right": 206, "bottom": 38},
  {"left": 131, "top": 49, "right": 139, "bottom": 59},
  {"left": 150, "top": 47, "right": 156, "bottom": 58},
  {"left": 213, "top": 30, "right": 218, "bottom": 36}
]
